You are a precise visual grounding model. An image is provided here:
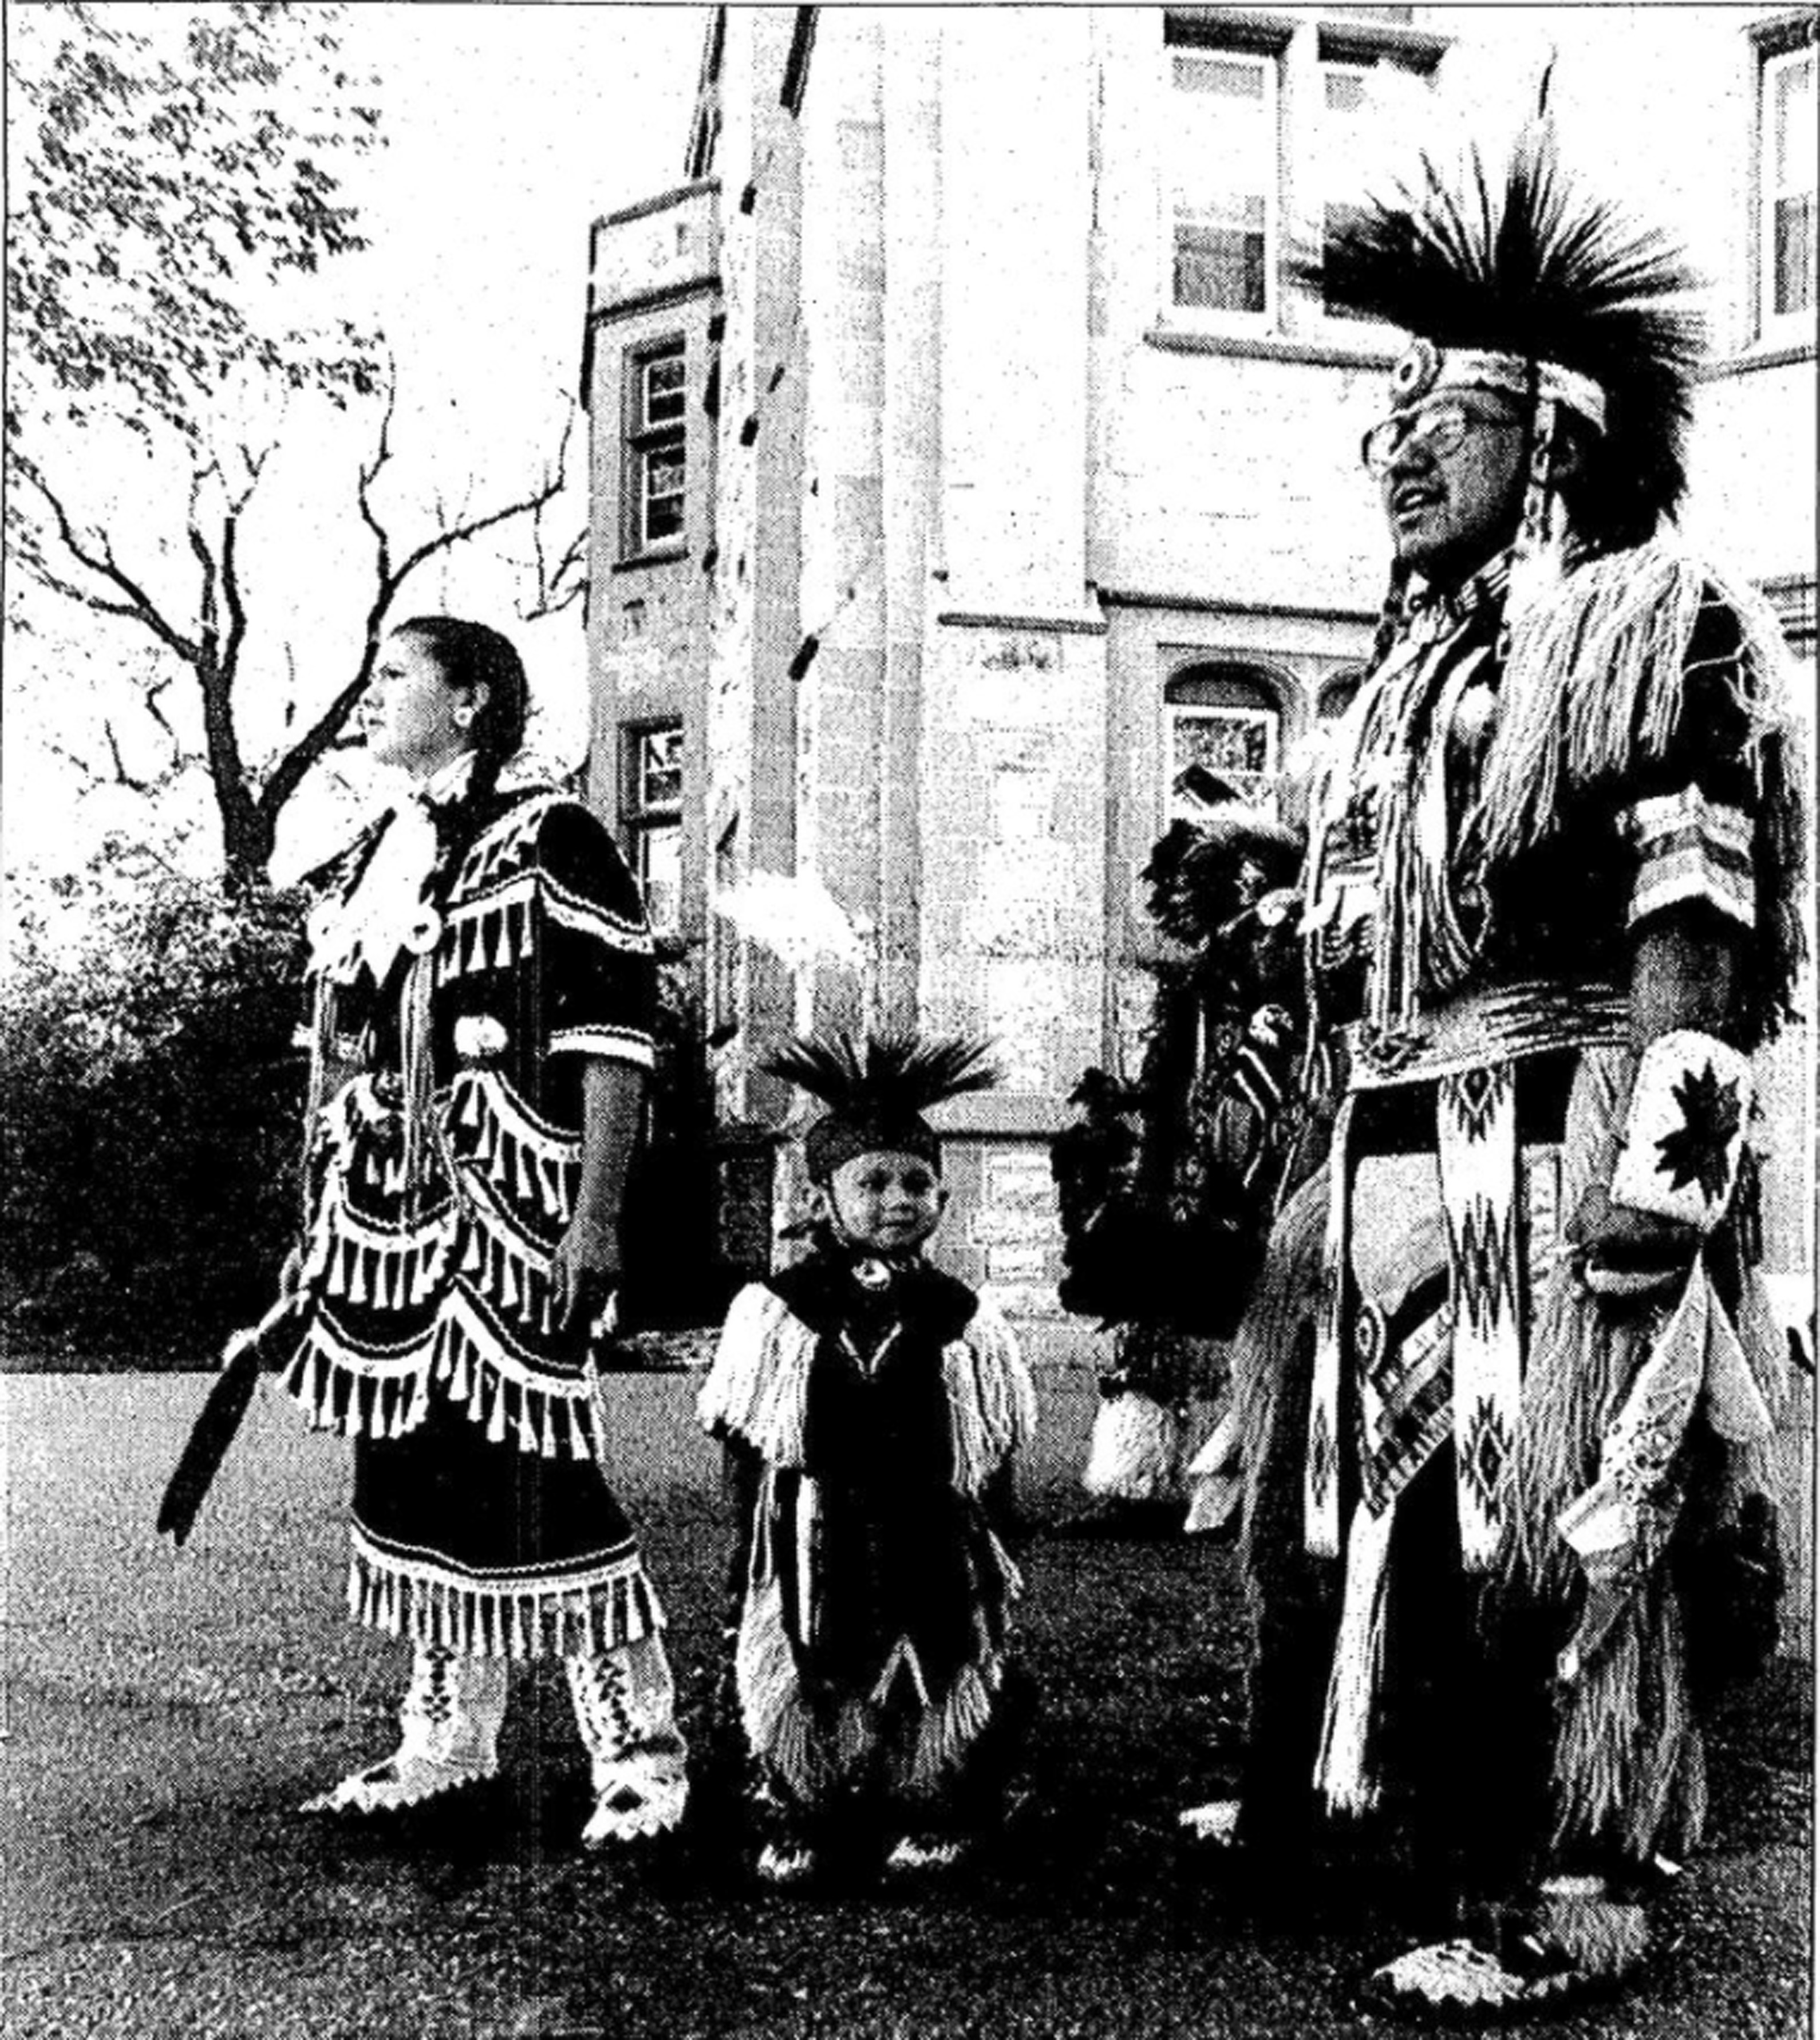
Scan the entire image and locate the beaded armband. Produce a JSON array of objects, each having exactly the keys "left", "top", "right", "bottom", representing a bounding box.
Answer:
[{"left": 1609, "top": 1029, "right": 1752, "bottom": 1232}]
